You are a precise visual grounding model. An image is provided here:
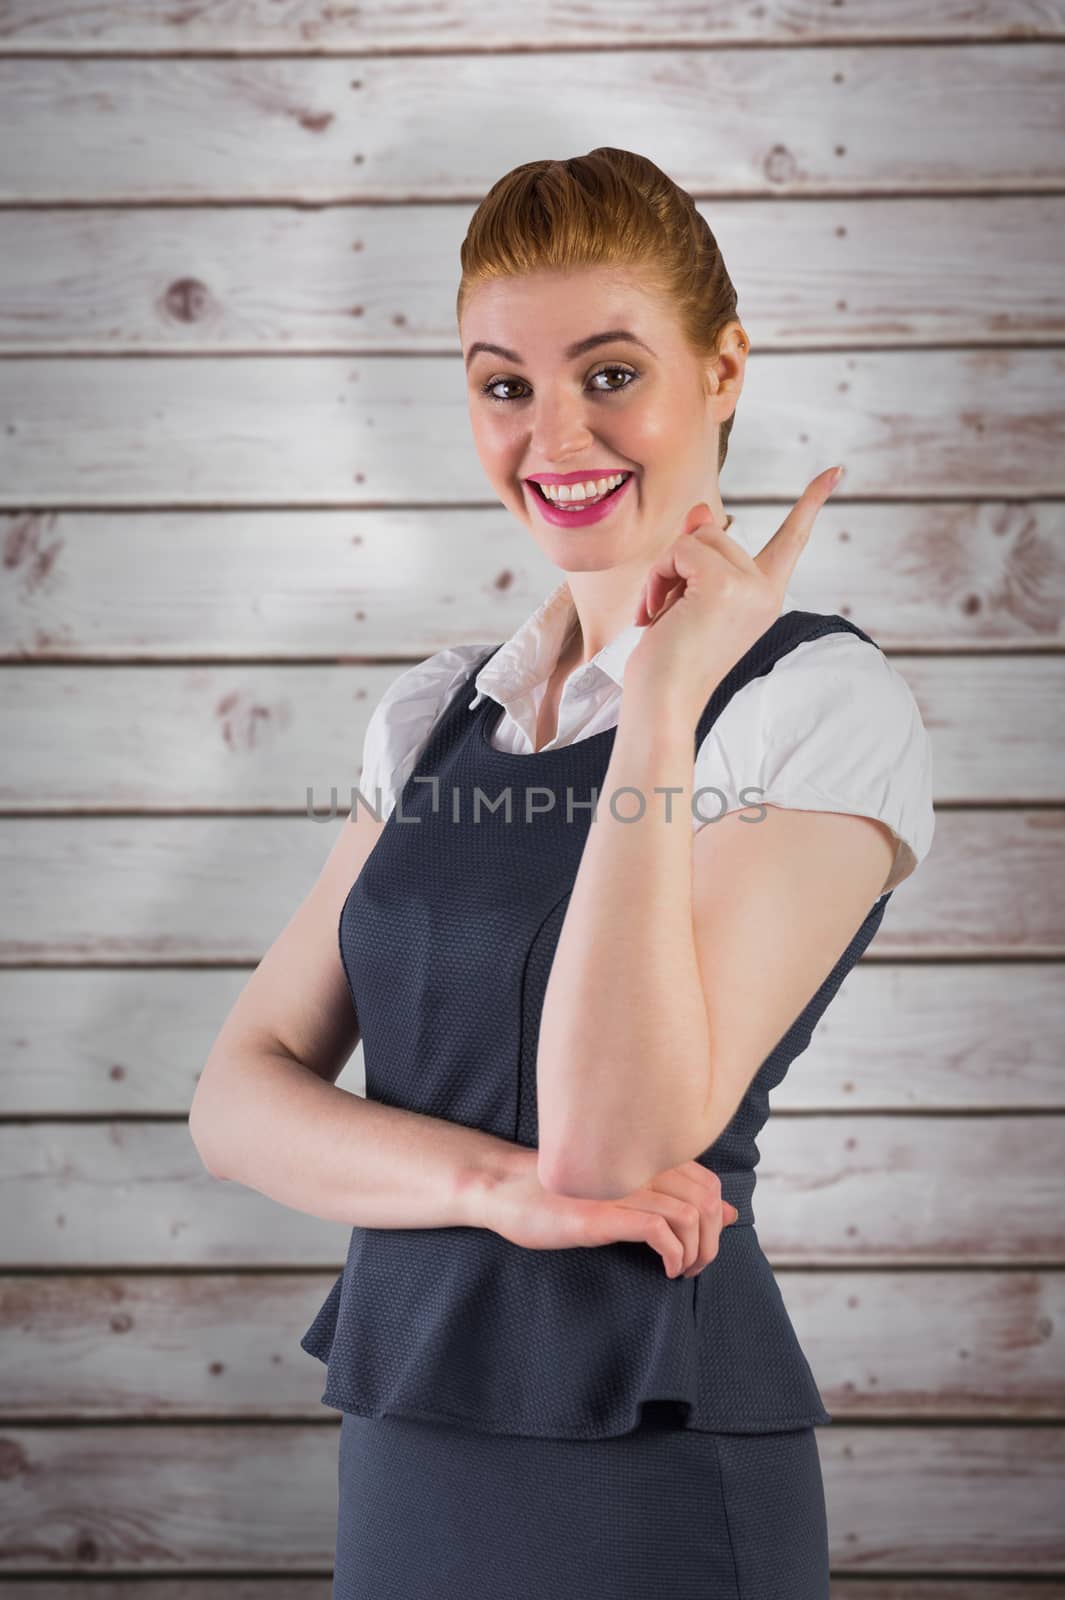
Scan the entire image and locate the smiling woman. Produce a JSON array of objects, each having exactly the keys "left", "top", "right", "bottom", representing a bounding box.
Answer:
[{"left": 295, "top": 147, "right": 936, "bottom": 1600}]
